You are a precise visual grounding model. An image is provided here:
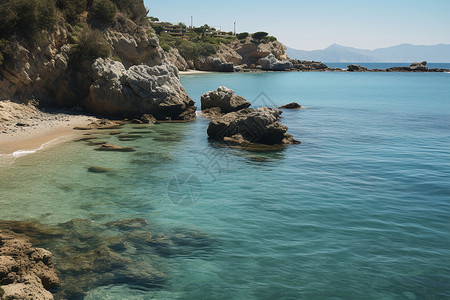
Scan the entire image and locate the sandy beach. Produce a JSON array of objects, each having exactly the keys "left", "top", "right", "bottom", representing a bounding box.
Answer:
[
  {"left": 0, "top": 101, "right": 96, "bottom": 155},
  {"left": 179, "top": 70, "right": 215, "bottom": 75}
]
